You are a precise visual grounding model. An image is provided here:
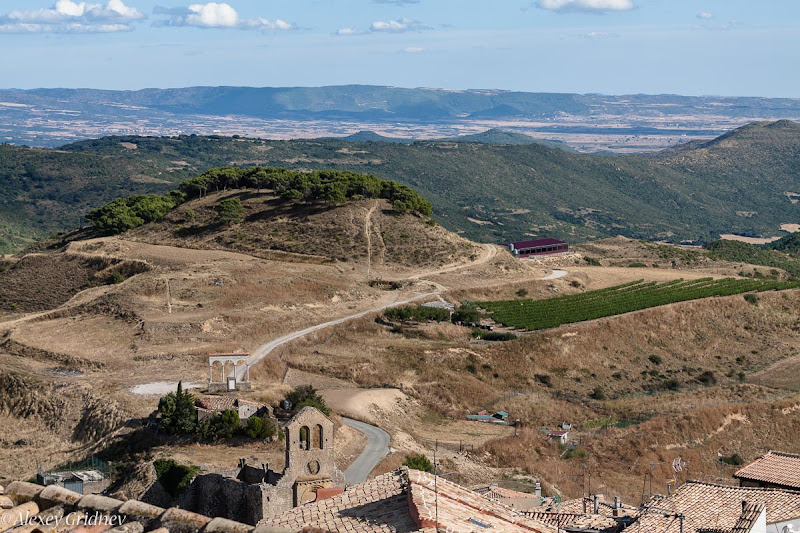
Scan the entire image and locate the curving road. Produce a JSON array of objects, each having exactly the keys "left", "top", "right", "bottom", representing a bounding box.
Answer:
[{"left": 342, "top": 417, "right": 390, "bottom": 485}]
